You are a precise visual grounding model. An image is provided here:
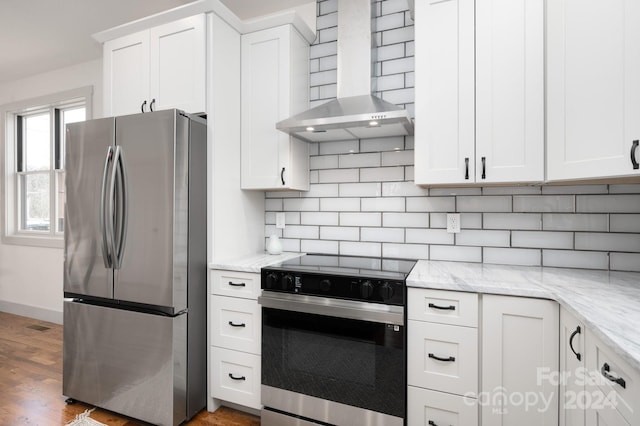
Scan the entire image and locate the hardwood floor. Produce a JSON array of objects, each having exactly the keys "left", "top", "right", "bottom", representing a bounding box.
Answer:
[{"left": 0, "top": 311, "right": 260, "bottom": 425}]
